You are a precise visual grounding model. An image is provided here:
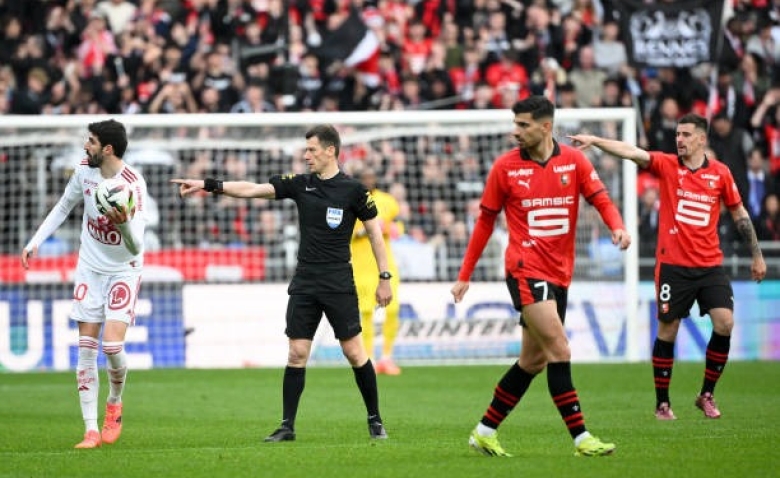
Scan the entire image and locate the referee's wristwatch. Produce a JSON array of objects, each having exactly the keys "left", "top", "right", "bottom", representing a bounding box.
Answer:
[{"left": 379, "top": 271, "right": 393, "bottom": 280}]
